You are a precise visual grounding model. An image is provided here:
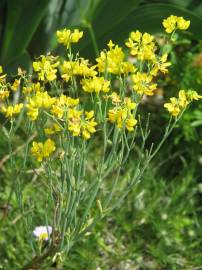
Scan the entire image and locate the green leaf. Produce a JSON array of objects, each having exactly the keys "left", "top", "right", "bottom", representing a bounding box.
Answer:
[
  {"left": 0, "top": 0, "right": 49, "bottom": 64},
  {"left": 91, "top": 0, "right": 142, "bottom": 37},
  {"left": 4, "top": 51, "right": 31, "bottom": 74},
  {"left": 95, "top": 3, "right": 202, "bottom": 48}
]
